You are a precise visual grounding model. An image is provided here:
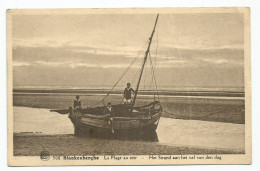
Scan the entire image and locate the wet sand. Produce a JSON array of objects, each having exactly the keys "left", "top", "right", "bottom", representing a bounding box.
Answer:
[
  {"left": 13, "top": 133, "right": 243, "bottom": 156},
  {"left": 13, "top": 107, "right": 245, "bottom": 156}
]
